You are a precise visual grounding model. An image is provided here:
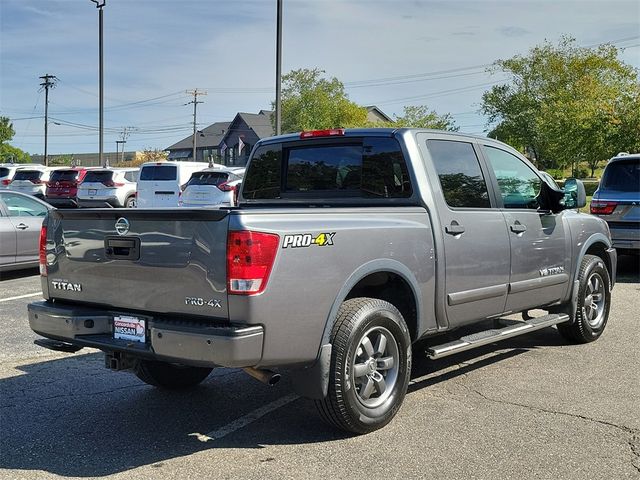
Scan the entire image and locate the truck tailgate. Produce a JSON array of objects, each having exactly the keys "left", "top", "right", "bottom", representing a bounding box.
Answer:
[{"left": 43, "top": 208, "right": 230, "bottom": 320}]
